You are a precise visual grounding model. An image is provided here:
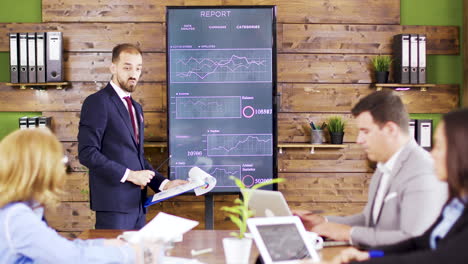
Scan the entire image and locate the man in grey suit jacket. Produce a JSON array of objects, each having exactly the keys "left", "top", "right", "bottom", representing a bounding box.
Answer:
[{"left": 295, "top": 91, "right": 447, "bottom": 247}]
